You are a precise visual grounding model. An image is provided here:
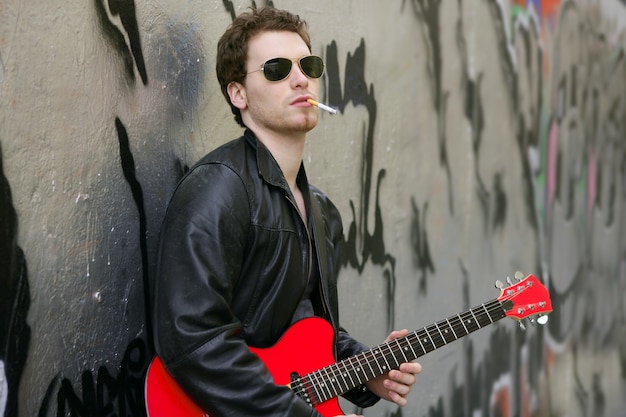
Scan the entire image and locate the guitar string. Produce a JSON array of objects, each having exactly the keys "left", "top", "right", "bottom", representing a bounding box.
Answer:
[
  {"left": 297, "top": 279, "right": 542, "bottom": 403},
  {"left": 303, "top": 300, "right": 505, "bottom": 403},
  {"left": 300, "top": 299, "right": 505, "bottom": 403}
]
